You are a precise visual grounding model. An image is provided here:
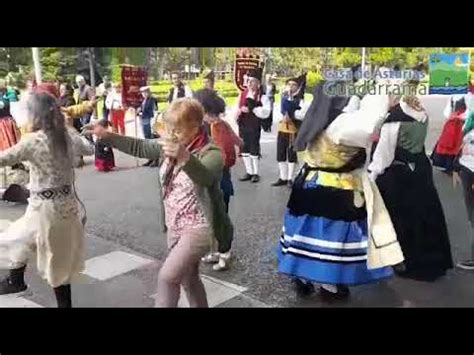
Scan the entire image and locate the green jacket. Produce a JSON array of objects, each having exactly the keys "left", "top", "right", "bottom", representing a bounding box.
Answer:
[{"left": 103, "top": 134, "right": 233, "bottom": 253}]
